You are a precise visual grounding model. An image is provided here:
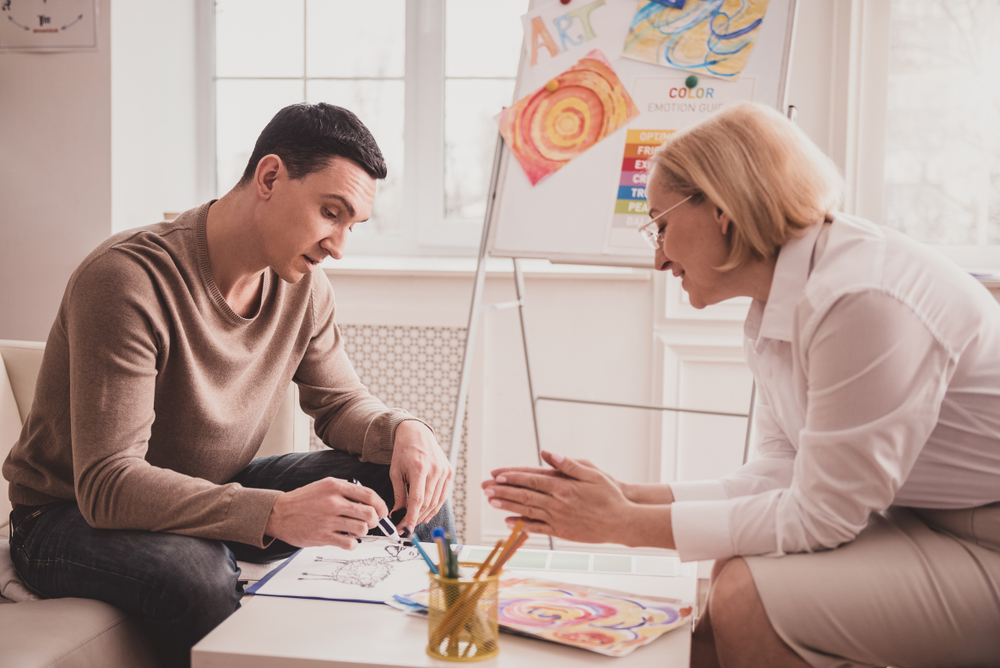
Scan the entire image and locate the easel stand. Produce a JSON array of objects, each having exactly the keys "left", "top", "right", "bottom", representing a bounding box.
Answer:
[{"left": 448, "top": 137, "right": 754, "bottom": 548}]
